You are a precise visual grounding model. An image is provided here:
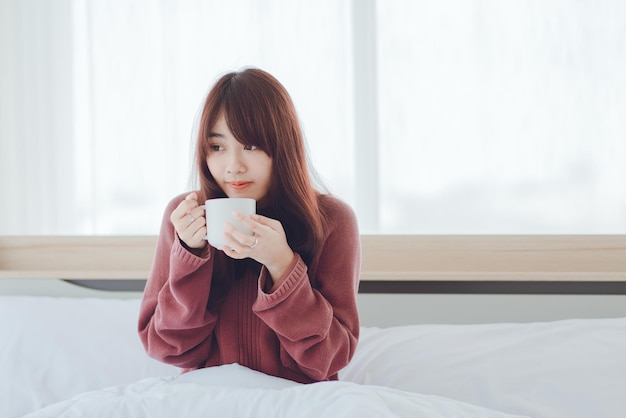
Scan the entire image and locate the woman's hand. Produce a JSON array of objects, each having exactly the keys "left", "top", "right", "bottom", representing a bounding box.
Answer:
[
  {"left": 170, "top": 192, "right": 207, "bottom": 250},
  {"left": 223, "top": 213, "right": 295, "bottom": 283}
]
